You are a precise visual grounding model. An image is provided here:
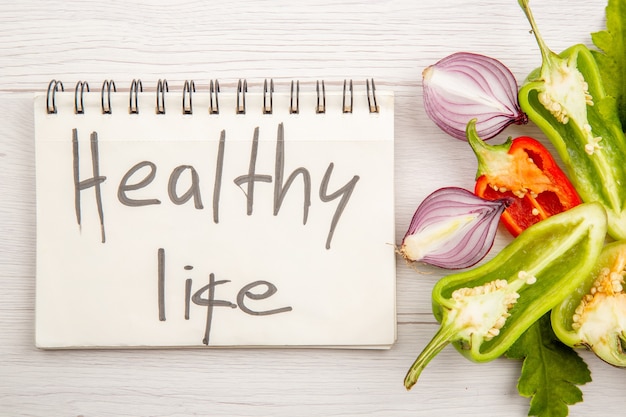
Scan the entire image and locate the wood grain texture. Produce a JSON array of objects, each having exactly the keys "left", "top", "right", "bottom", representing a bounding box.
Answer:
[{"left": 1, "top": 0, "right": 623, "bottom": 415}]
